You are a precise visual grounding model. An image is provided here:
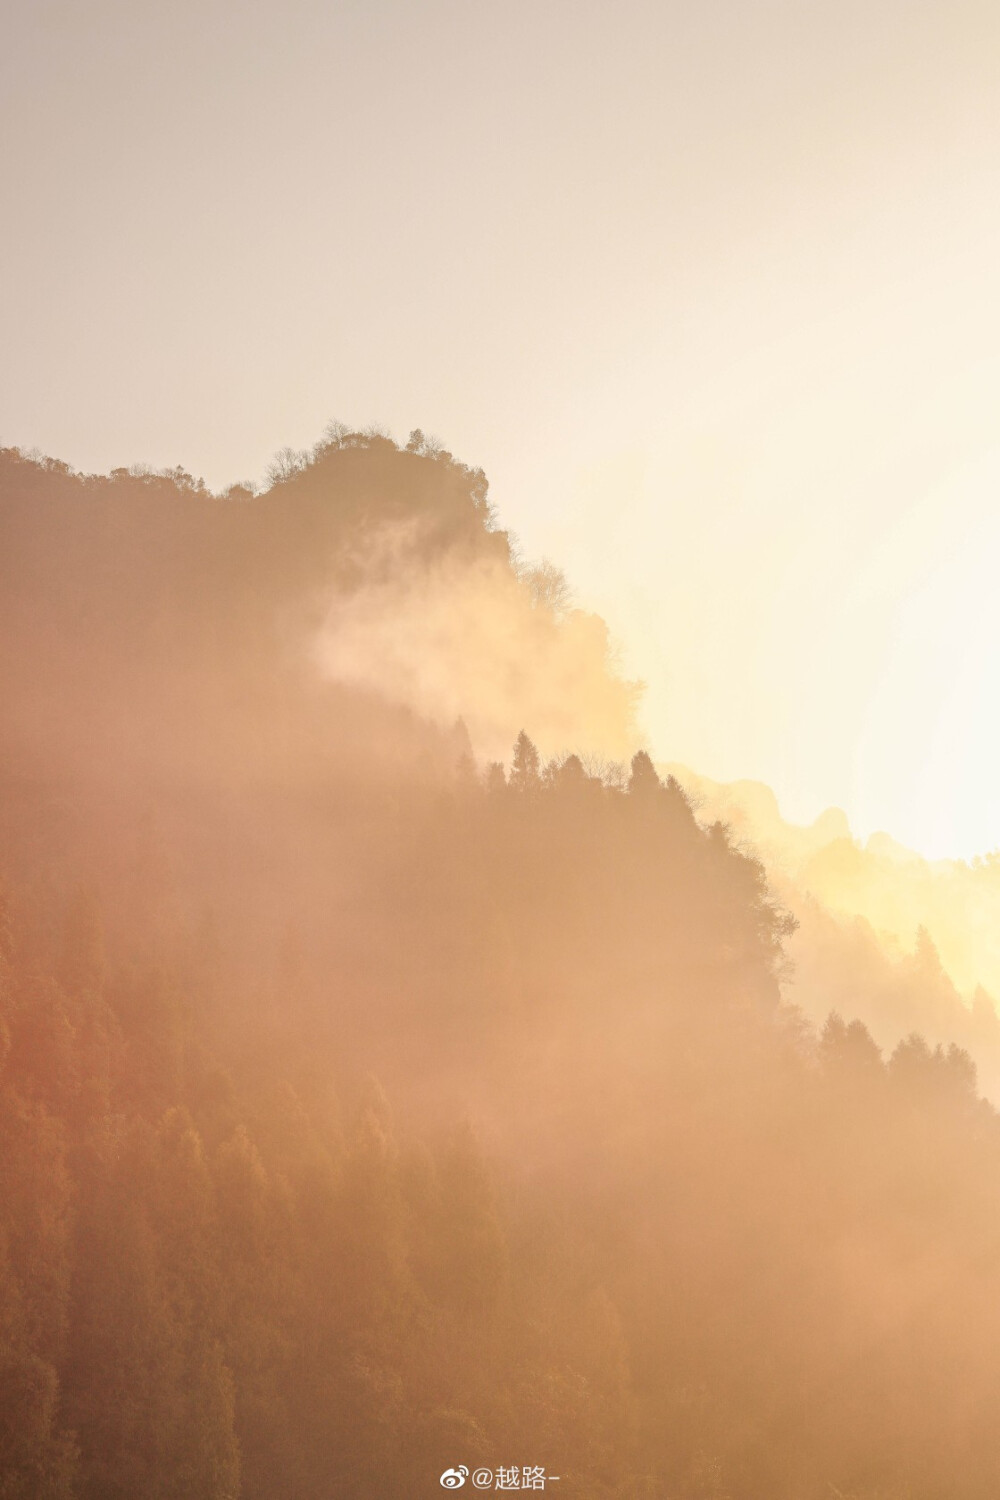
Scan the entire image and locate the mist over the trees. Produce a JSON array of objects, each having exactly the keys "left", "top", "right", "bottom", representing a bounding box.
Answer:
[
  {"left": 2, "top": 432, "right": 999, "bottom": 1500},
  {"left": 675, "top": 765, "right": 1000, "bottom": 1099}
]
